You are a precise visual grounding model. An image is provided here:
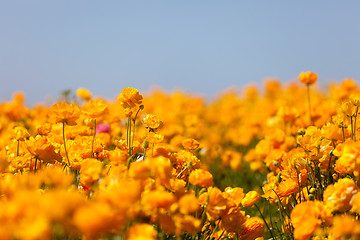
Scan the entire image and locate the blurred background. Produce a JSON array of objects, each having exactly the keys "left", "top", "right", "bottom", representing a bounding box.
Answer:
[{"left": 1, "top": 1, "right": 359, "bottom": 105}]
